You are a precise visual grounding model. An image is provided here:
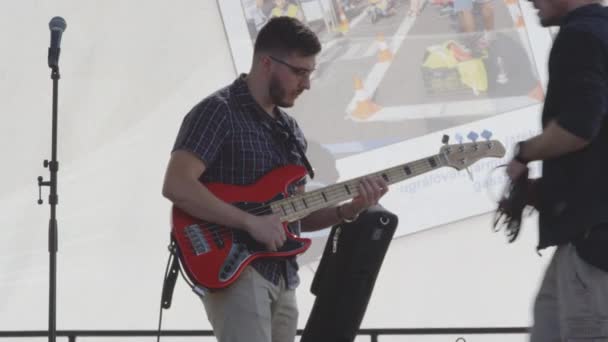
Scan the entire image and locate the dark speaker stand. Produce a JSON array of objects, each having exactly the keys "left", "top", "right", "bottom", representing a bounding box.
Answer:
[
  {"left": 302, "top": 205, "right": 398, "bottom": 342},
  {"left": 38, "top": 65, "right": 61, "bottom": 342}
]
